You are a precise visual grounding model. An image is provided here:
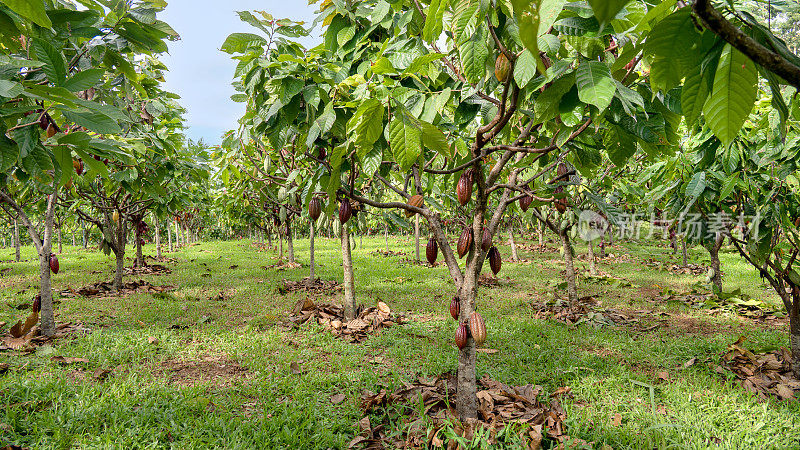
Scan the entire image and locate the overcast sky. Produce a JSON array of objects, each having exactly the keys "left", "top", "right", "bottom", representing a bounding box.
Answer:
[{"left": 159, "top": 1, "right": 321, "bottom": 145}]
